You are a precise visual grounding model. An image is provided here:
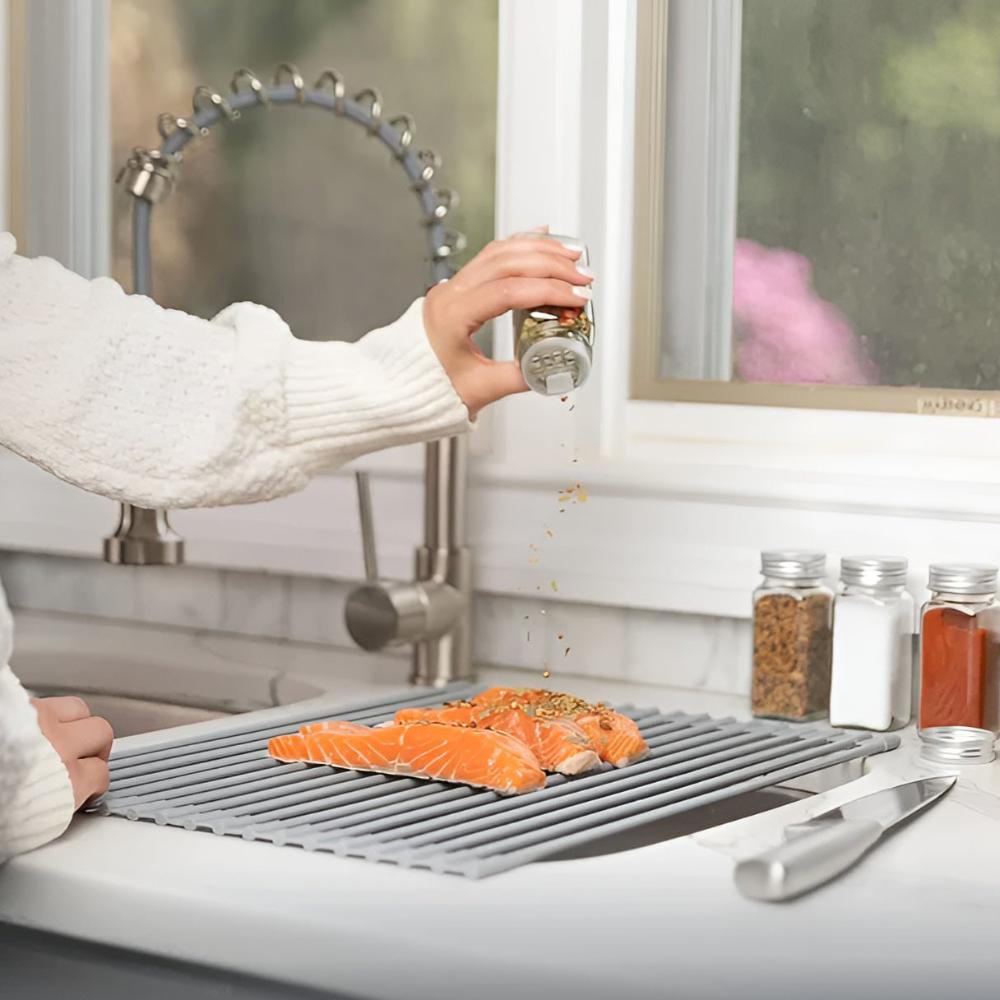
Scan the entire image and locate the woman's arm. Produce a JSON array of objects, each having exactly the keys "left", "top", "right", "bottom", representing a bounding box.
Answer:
[{"left": 0, "top": 231, "right": 591, "bottom": 510}]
